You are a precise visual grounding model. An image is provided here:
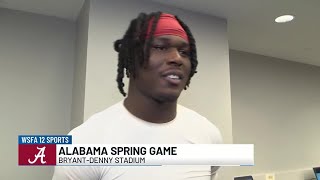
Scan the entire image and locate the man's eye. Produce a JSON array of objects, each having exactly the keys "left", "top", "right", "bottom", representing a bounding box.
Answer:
[
  {"left": 152, "top": 45, "right": 167, "bottom": 51},
  {"left": 179, "top": 50, "right": 190, "bottom": 57}
]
